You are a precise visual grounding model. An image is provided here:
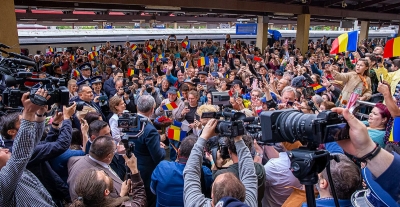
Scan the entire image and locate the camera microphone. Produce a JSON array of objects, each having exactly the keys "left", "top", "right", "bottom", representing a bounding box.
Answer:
[{"left": 11, "top": 59, "right": 36, "bottom": 67}]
